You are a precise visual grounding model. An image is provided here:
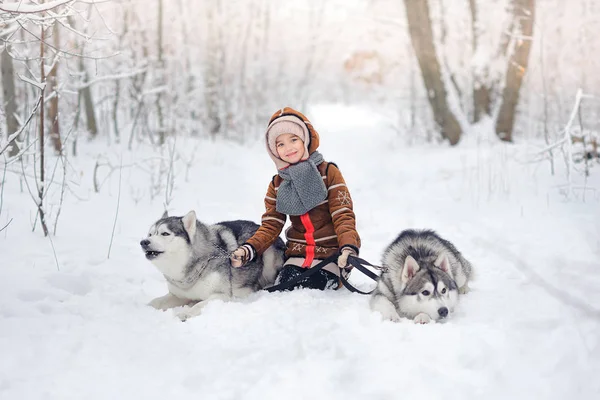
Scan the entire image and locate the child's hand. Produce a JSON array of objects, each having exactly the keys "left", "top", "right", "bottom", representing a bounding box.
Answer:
[
  {"left": 230, "top": 245, "right": 252, "bottom": 268},
  {"left": 337, "top": 247, "right": 356, "bottom": 270}
]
